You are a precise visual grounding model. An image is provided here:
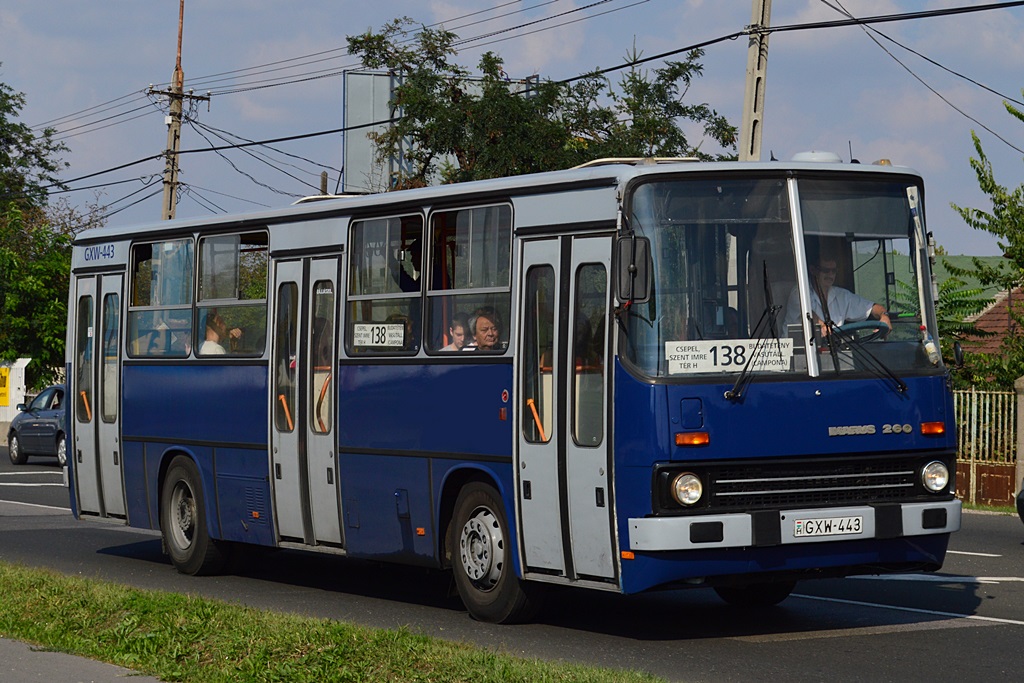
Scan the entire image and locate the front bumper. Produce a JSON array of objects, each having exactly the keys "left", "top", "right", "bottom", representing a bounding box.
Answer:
[{"left": 628, "top": 499, "right": 961, "bottom": 551}]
